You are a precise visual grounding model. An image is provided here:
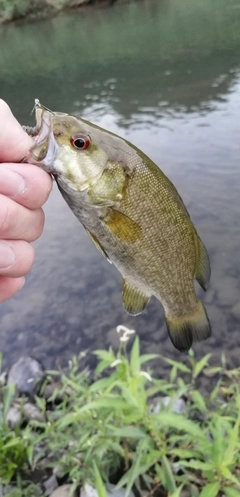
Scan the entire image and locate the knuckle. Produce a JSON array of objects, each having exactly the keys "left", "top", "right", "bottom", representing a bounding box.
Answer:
[
  {"left": 0, "top": 196, "right": 45, "bottom": 242},
  {"left": 32, "top": 208, "right": 45, "bottom": 238},
  {"left": 23, "top": 167, "right": 52, "bottom": 208},
  {"left": 18, "top": 208, "right": 45, "bottom": 242},
  {"left": 19, "top": 243, "right": 35, "bottom": 274},
  {"left": 0, "top": 202, "right": 17, "bottom": 236}
]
